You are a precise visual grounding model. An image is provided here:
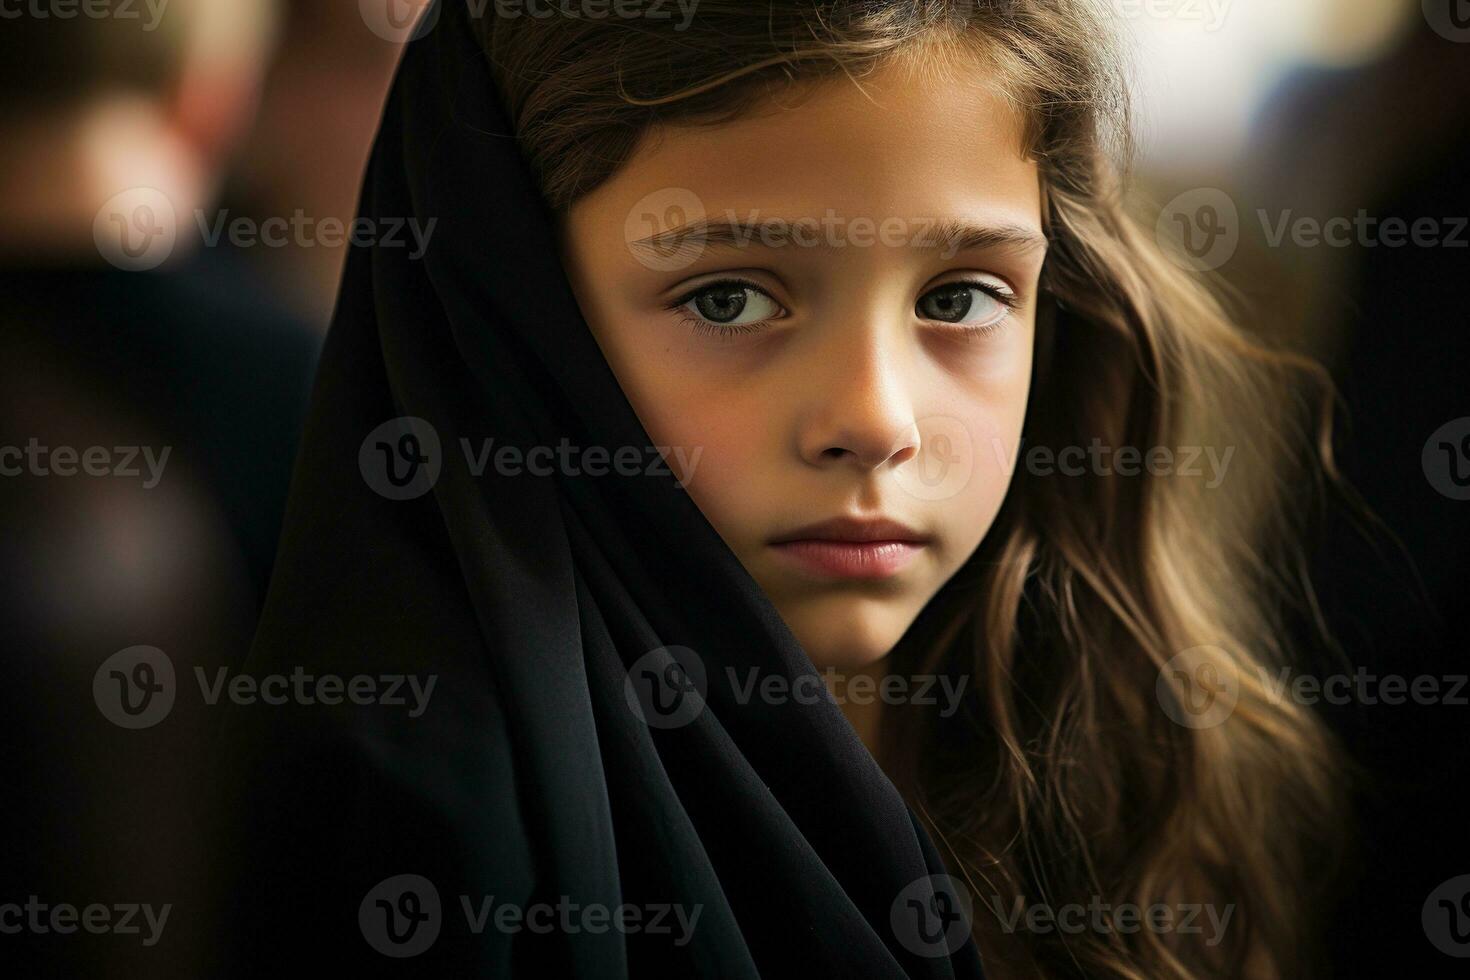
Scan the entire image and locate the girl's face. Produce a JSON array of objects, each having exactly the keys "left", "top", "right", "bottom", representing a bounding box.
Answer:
[{"left": 562, "top": 57, "right": 1044, "bottom": 670}]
